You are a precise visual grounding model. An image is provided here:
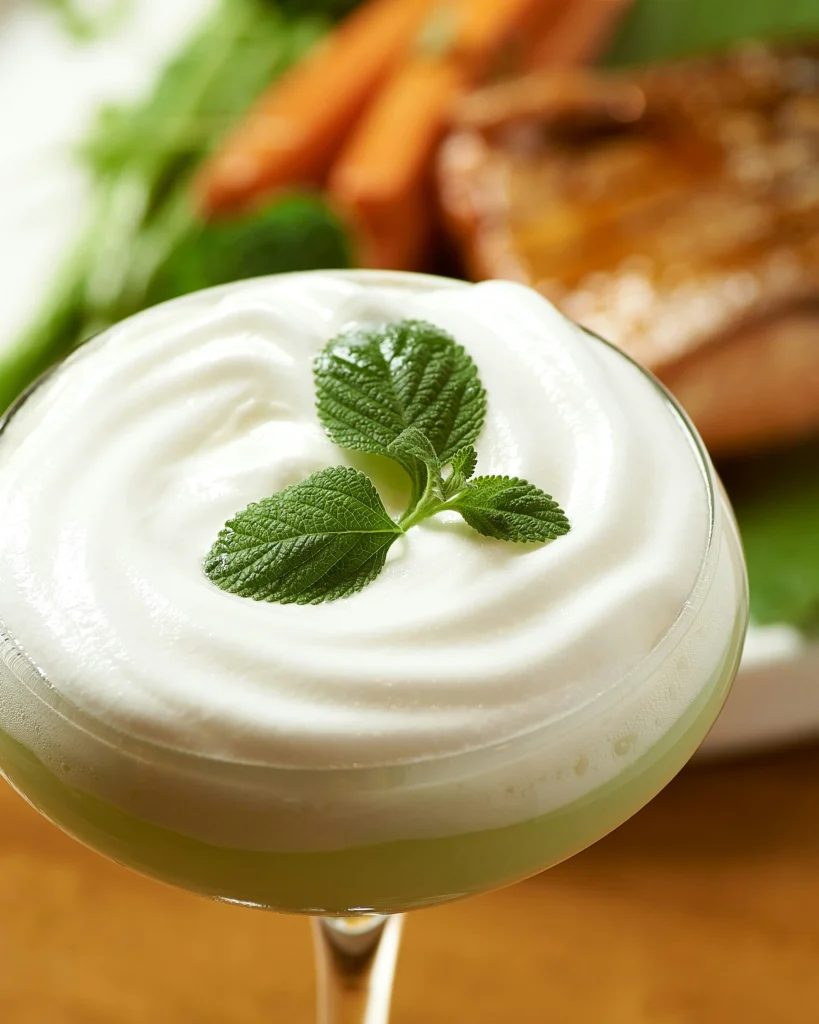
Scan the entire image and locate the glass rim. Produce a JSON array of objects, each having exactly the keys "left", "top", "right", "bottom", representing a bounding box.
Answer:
[{"left": 0, "top": 269, "right": 735, "bottom": 778}]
